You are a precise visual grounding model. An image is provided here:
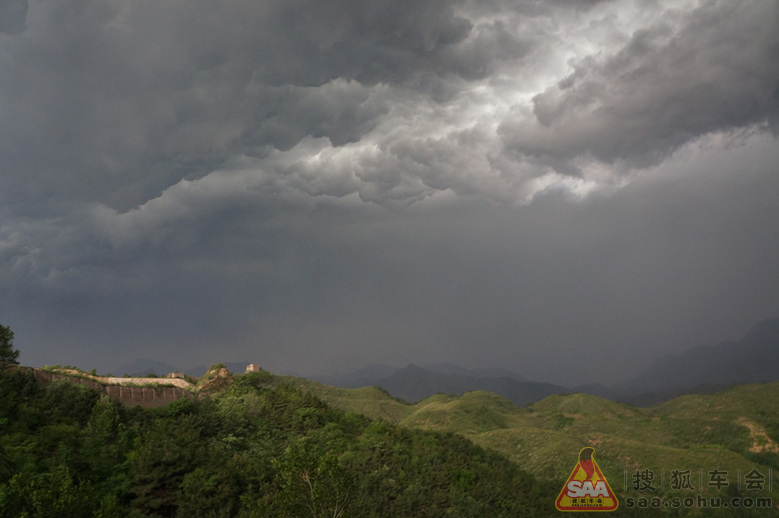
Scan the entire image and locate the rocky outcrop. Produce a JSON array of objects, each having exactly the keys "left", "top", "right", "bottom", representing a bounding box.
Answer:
[{"left": 197, "top": 366, "right": 232, "bottom": 394}]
